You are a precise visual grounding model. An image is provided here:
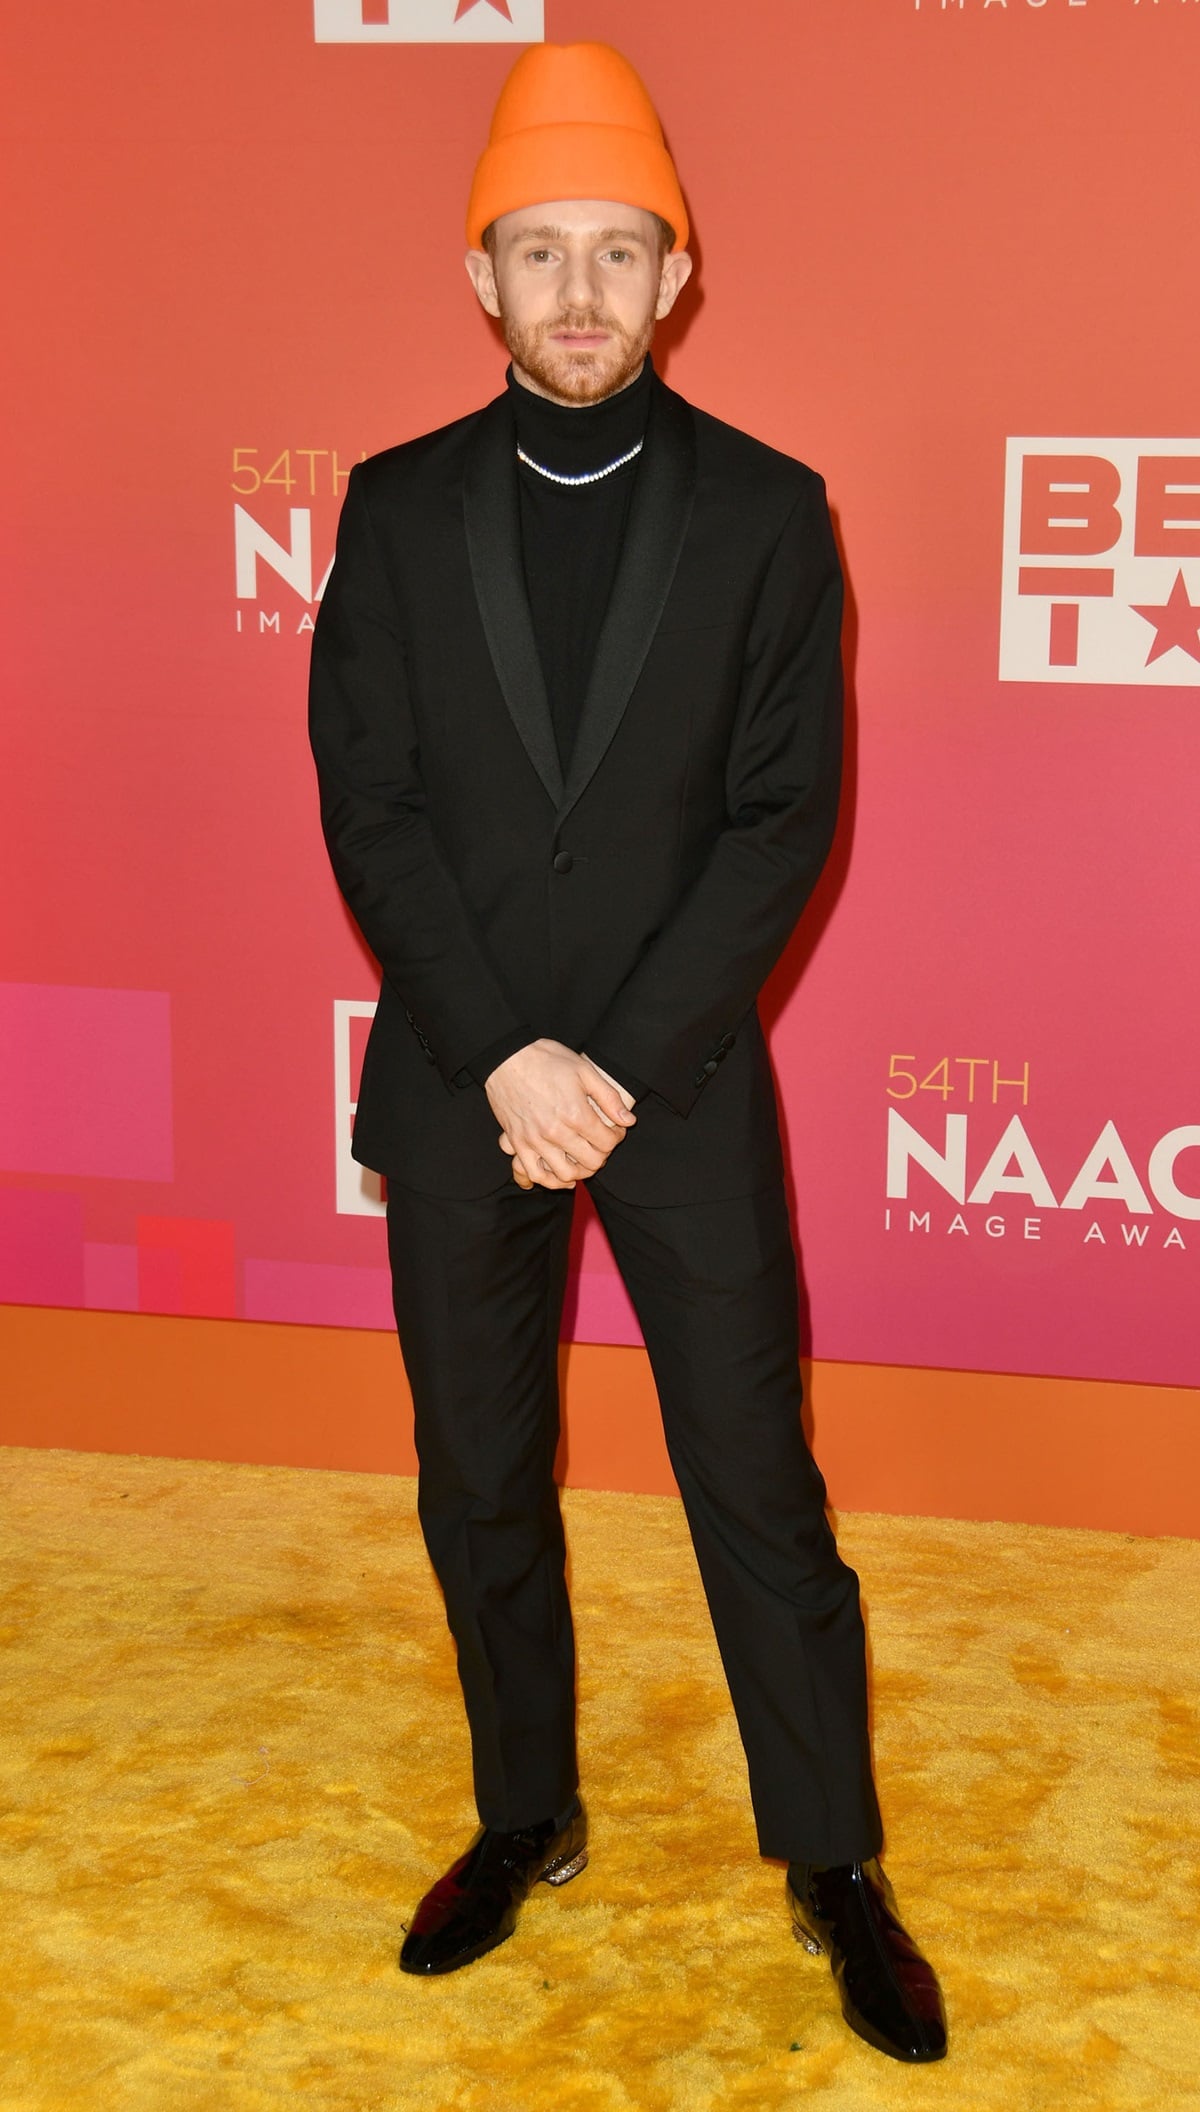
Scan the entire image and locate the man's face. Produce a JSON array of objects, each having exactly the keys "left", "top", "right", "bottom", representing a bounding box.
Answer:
[{"left": 465, "top": 199, "right": 692, "bottom": 407}]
